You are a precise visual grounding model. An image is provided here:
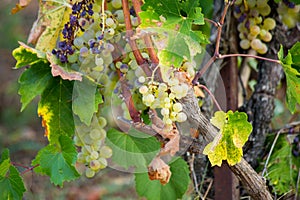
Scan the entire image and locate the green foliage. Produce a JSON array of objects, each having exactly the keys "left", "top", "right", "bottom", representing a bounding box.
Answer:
[
  {"left": 203, "top": 111, "right": 253, "bottom": 166},
  {"left": 12, "top": 43, "right": 46, "bottom": 69},
  {"left": 140, "top": 0, "right": 207, "bottom": 67},
  {"left": 135, "top": 157, "right": 190, "bottom": 200},
  {"left": 31, "top": 135, "right": 80, "bottom": 187},
  {"left": 266, "top": 135, "right": 300, "bottom": 194},
  {"left": 18, "top": 62, "right": 52, "bottom": 111},
  {"left": 38, "top": 78, "right": 74, "bottom": 144},
  {"left": 73, "top": 78, "right": 103, "bottom": 125},
  {"left": 278, "top": 42, "right": 300, "bottom": 113},
  {"left": 106, "top": 128, "right": 160, "bottom": 172},
  {"left": 0, "top": 149, "right": 26, "bottom": 200}
]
